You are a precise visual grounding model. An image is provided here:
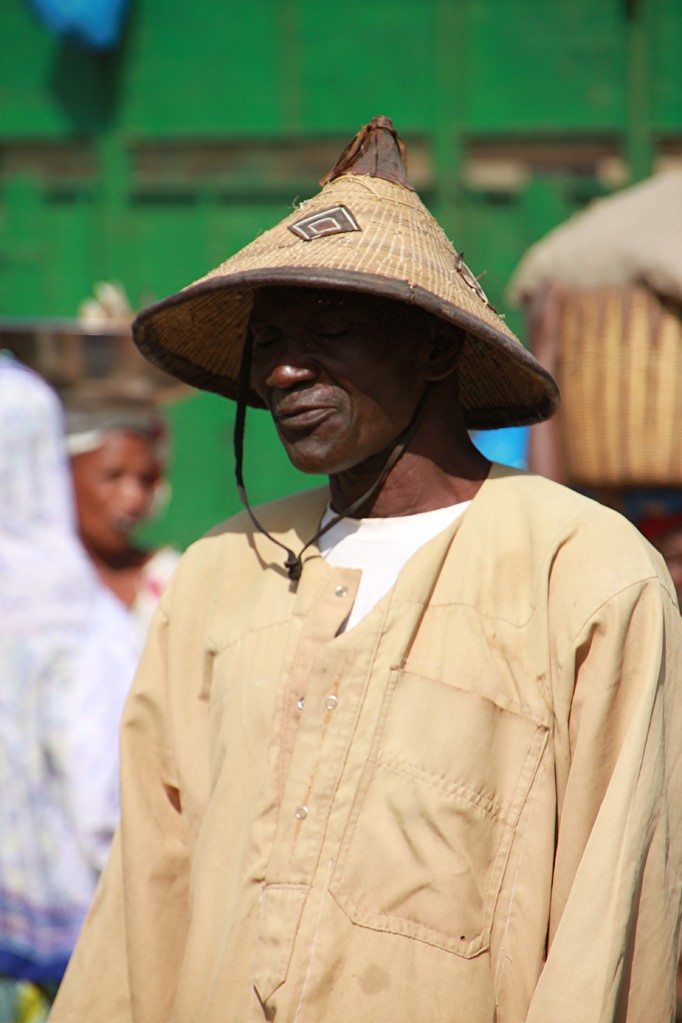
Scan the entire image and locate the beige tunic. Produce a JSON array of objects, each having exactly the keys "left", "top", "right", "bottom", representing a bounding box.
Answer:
[{"left": 50, "top": 465, "right": 682, "bottom": 1022}]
